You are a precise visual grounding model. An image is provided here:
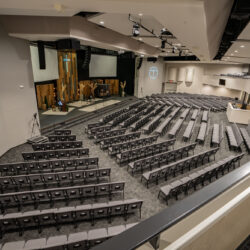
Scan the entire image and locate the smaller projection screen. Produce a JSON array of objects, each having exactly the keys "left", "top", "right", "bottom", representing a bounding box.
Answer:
[{"left": 89, "top": 54, "right": 117, "bottom": 77}]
